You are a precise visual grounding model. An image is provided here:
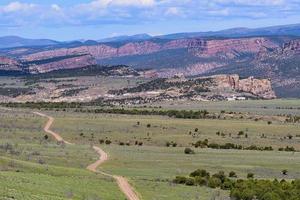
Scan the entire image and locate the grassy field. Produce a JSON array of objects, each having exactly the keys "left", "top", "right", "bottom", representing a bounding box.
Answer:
[
  {"left": 49, "top": 111, "right": 300, "bottom": 150},
  {"left": 148, "top": 99, "right": 300, "bottom": 115},
  {"left": 0, "top": 100, "right": 300, "bottom": 199},
  {"left": 0, "top": 109, "right": 125, "bottom": 200}
]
